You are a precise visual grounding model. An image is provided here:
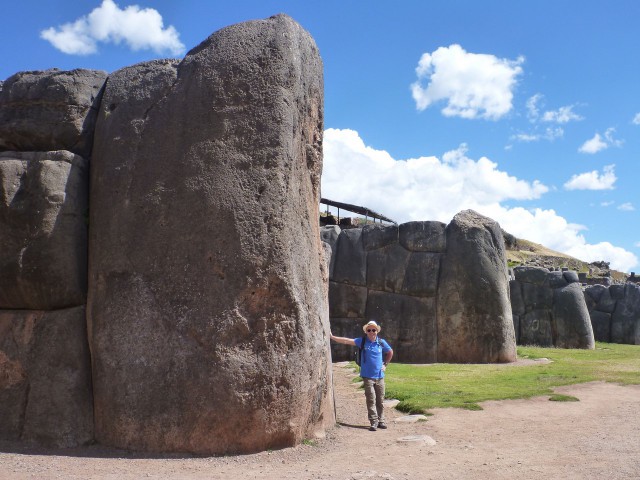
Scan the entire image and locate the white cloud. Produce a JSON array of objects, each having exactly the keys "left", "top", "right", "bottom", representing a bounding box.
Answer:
[
  {"left": 618, "top": 202, "right": 635, "bottom": 211},
  {"left": 578, "top": 128, "right": 622, "bottom": 154},
  {"left": 321, "top": 129, "right": 638, "bottom": 271},
  {"left": 635, "top": 242, "right": 640, "bottom": 248},
  {"left": 512, "top": 126, "right": 563, "bottom": 143},
  {"left": 410, "top": 44, "right": 524, "bottom": 120},
  {"left": 632, "top": 113, "right": 640, "bottom": 125},
  {"left": 564, "top": 165, "right": 616, "bottom": 191},
  {"left": 600, "top": 201, "right": 614, "bottom": 207},
  {"left": 40, "top": 0, "right": 185, "bottom": 56},
  {"left": 526, "top": 94, "right": 583, "bottom": 123}
]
